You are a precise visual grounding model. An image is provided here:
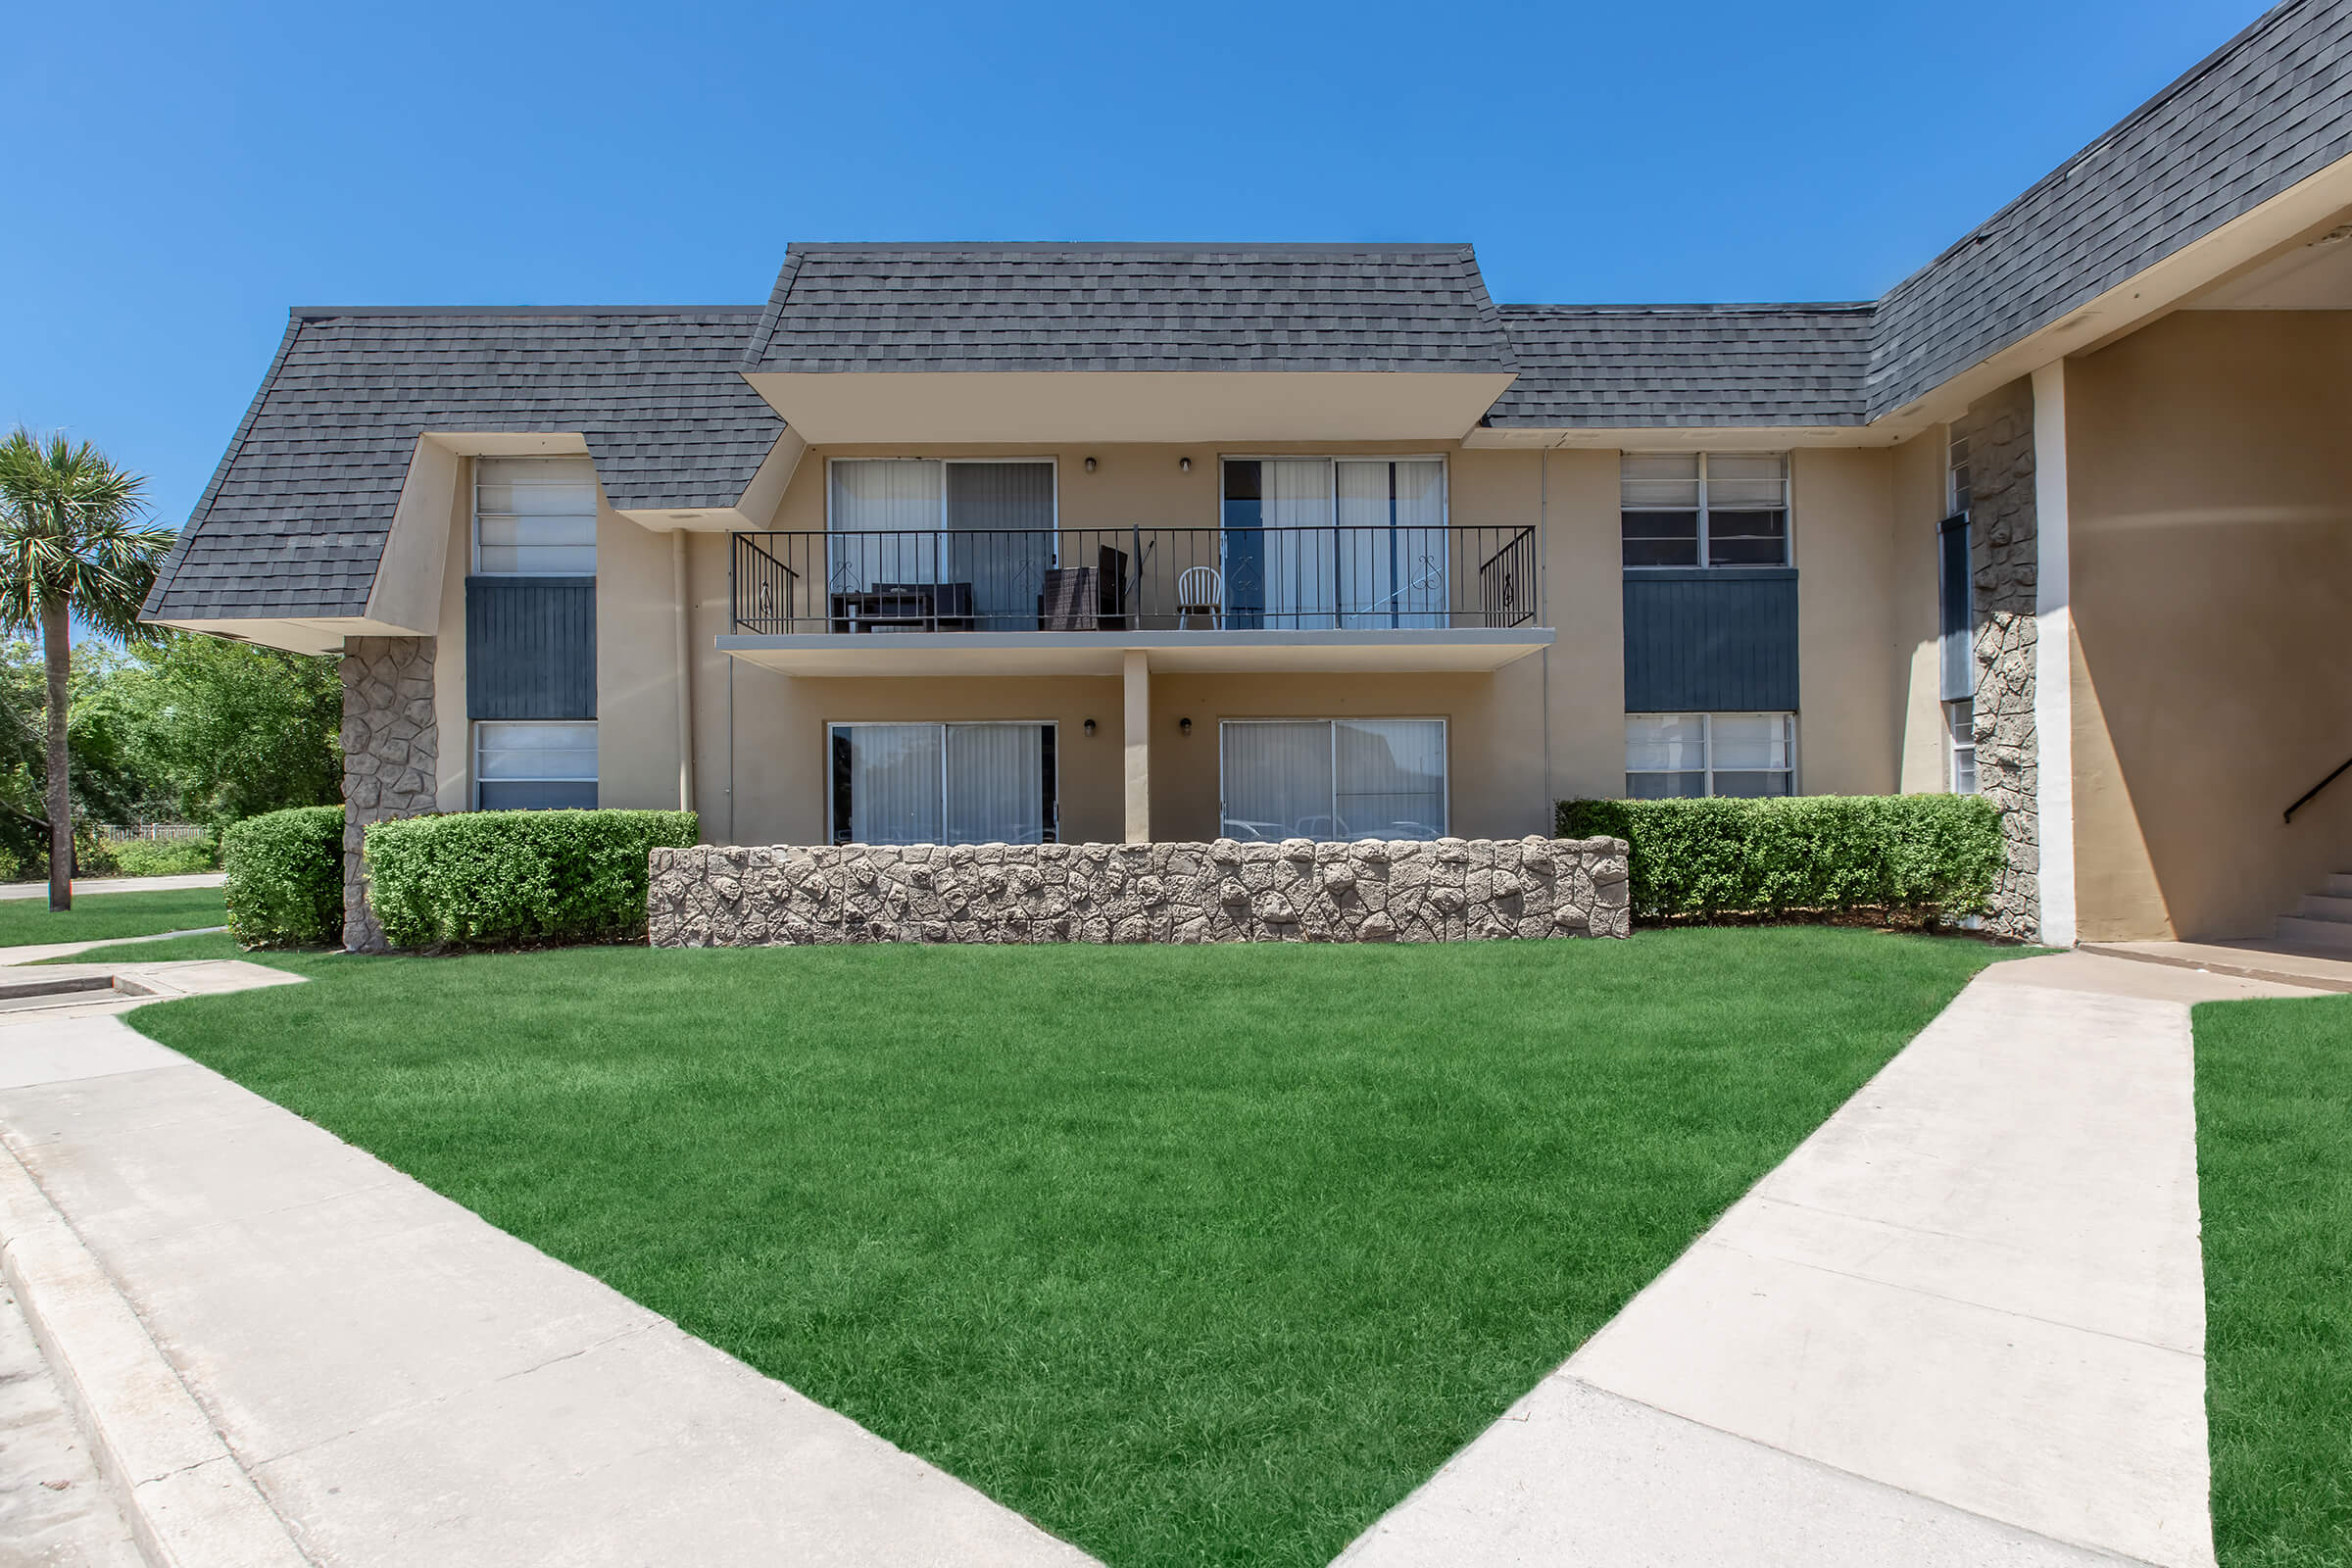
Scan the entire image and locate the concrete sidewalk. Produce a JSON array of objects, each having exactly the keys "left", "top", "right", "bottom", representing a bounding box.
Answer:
[
  {"left": 1341, "top": 951, "right": 2323, "bottom": 1568},
  {"left": 0, "top": 1005, "right": 1096, "bottom": 1566},
  {"left": 0, "top": 874, "right": 224, "bottom": 901}
]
